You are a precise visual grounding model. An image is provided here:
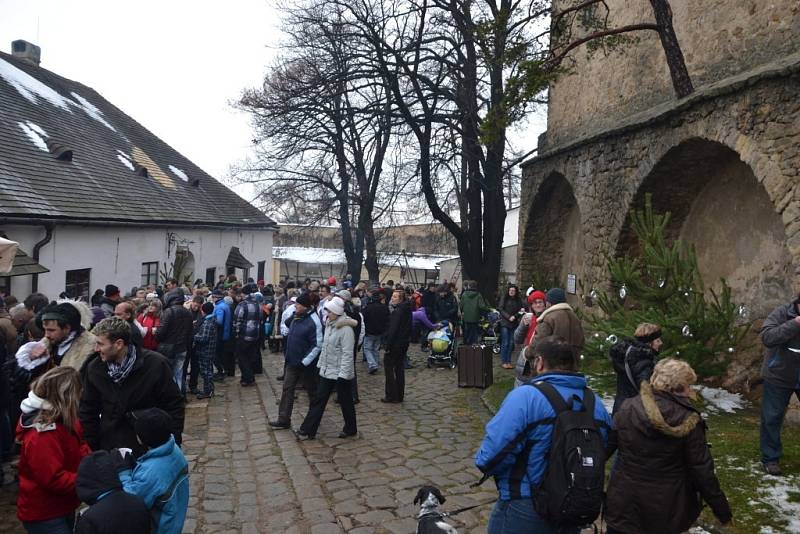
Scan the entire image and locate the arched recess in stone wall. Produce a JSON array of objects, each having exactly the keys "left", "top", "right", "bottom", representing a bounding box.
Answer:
[
  {"left": 616, "top": 137, "right": 792, "bottom": 315},
  {"left": 519, "top": 172, "right": 584, "bottom": 288}
]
